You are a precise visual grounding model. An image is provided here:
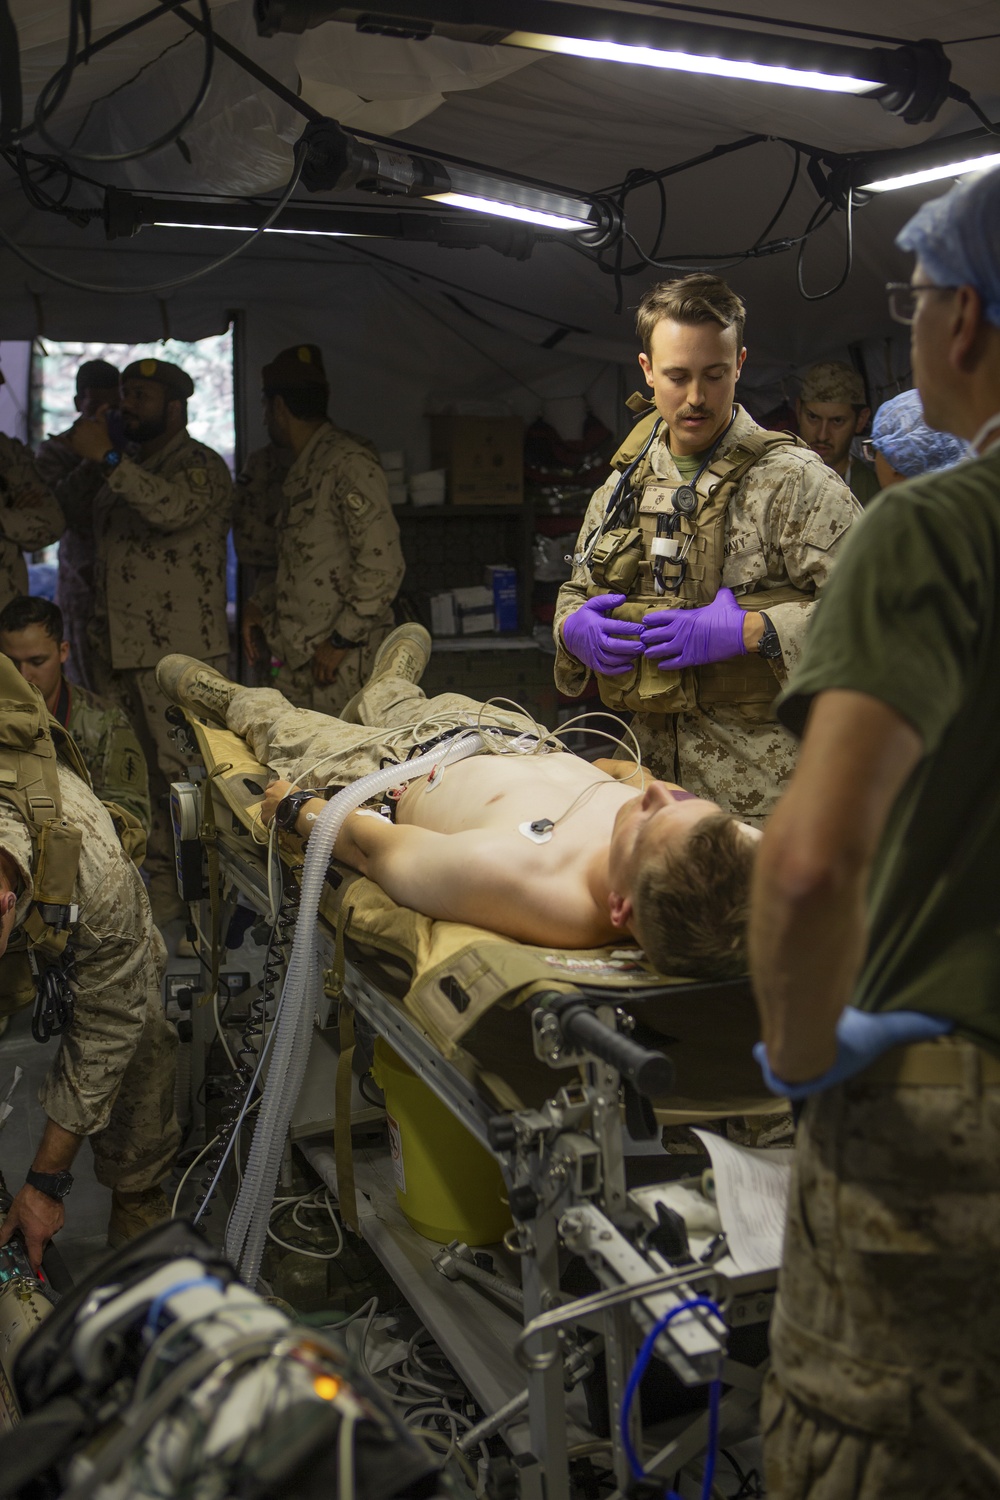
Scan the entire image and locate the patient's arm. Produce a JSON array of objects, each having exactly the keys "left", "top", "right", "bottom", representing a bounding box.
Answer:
[{"left": 261, "top": 781, "right": 612, "bottom": 944}]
